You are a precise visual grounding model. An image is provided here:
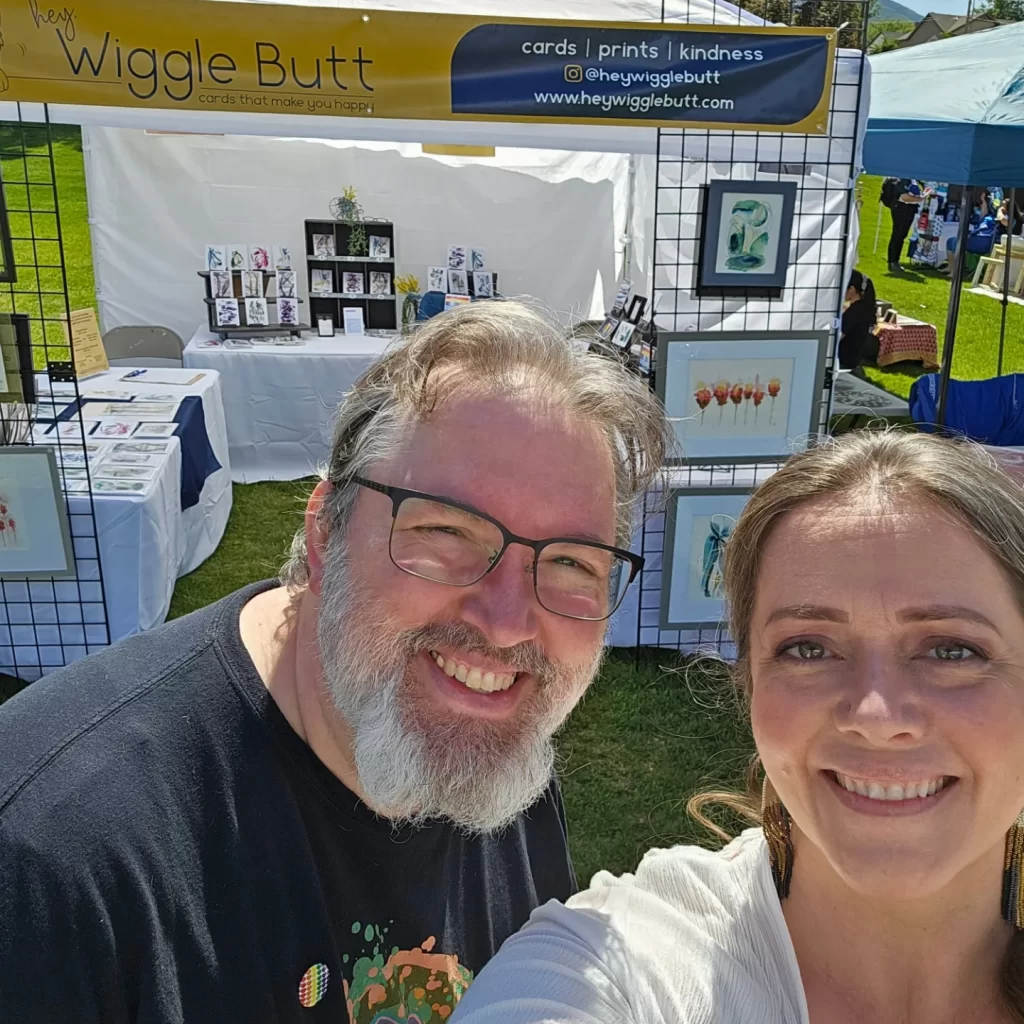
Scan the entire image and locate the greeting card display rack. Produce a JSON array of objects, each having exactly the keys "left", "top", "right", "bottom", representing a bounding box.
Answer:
[
  {"left": 304, "top": 217, "right": 398, "bottom": 332},
  {"left": 197, "top": 269, "right": 309, "bottom": 339}
]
